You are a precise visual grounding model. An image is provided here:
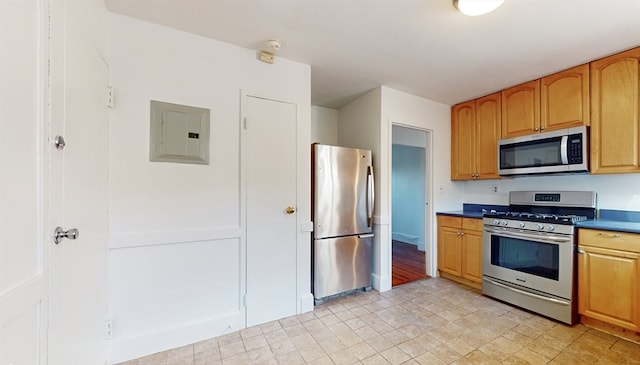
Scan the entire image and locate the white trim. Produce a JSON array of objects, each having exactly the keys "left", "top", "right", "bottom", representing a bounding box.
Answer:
[
  {"left": 240, "top": 89, "right": 312, "bottom": 320},
  {"left": 108, "top": 311, "right": 244, "bottom": 364},
  {"left": 0, "top": 275, "right": 45, "bottom": 328},
  {"left": 299, "top": 293, "right": 314, "bottom": 313},
  {"left": 425, "top": 130, "right": 437, "bottom": 278},
  {"left": 108, "top": 227, "right": 242, "bottom": 249},
  {"left": 389, "top": 122, "right": 437, "bottom": 279}
]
